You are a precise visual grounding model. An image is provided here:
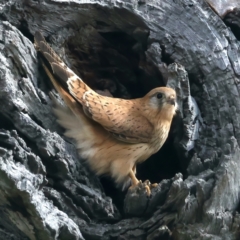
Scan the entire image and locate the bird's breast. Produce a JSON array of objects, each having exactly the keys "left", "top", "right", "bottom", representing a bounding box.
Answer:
[{"left": 151, "top": 122, "right": 171, "bottom": 153}]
